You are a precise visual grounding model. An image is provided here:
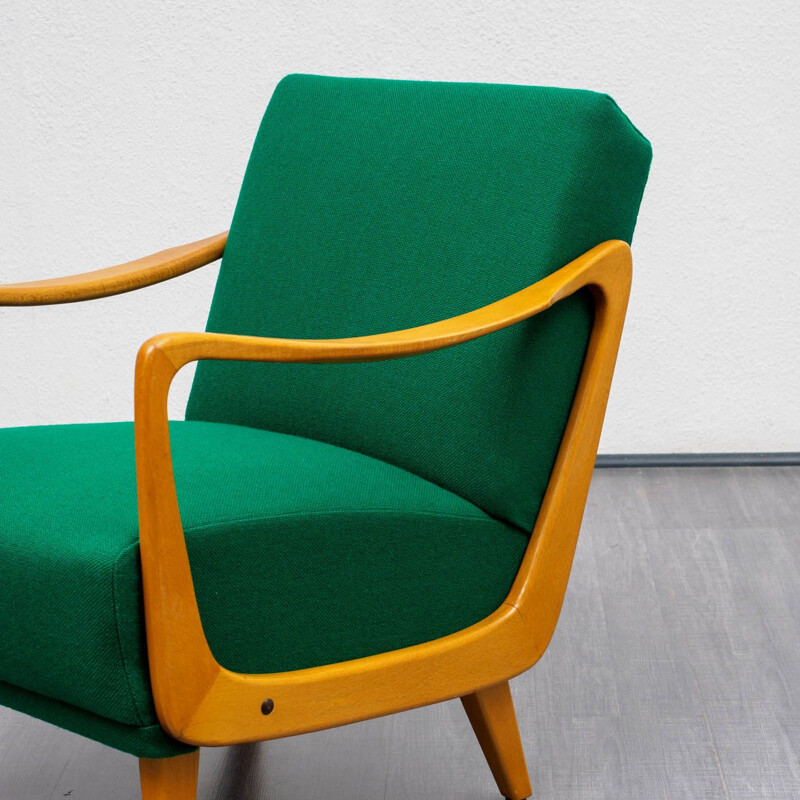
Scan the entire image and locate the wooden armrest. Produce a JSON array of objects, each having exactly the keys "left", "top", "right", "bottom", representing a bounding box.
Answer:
[
  {"left": 0, "top": 231, "right": 227, "bottom": 306},
  {"left": 133, "top": 239, "right": 633, "bottom": 744},
  {"left": 136, "top": 239, "right": 625, "bottom": 371}
]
